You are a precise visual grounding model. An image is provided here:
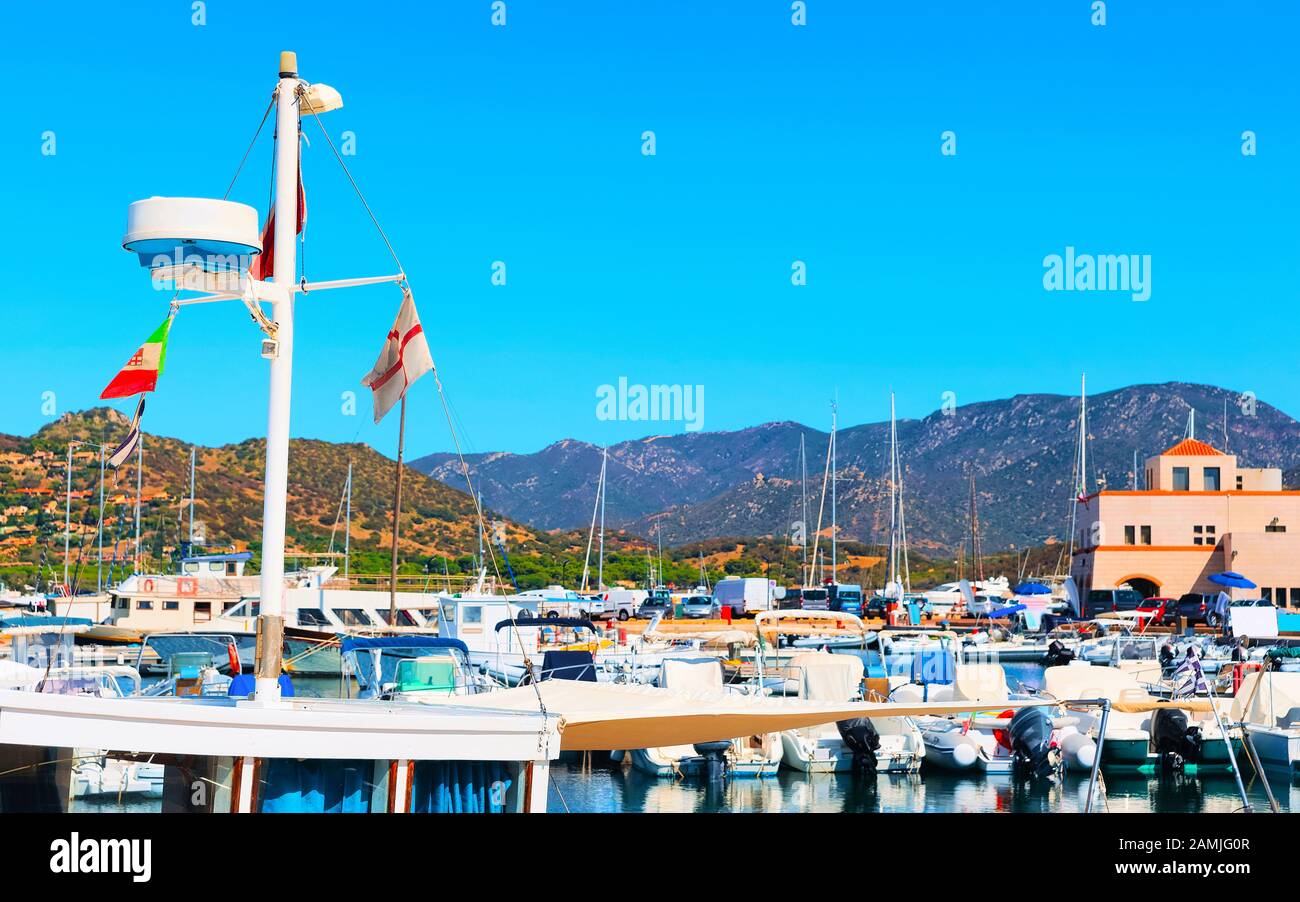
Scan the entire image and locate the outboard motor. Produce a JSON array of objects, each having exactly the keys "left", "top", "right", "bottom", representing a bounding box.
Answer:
[
  {"left": 1008, "top": 707, "right": 1062, "bottom": 780},
  {"left": 836, "top": 717, "right": 881, "bottom": 771},
  {"left": 1040, "top": 639, "right": 1075, "bottom": 668},
  {"left": 692, "top": 740, "right": 732, "bottom": 784},
  {"left": 1151, "top": 708, "right": 1202, "bottom": 768}
]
